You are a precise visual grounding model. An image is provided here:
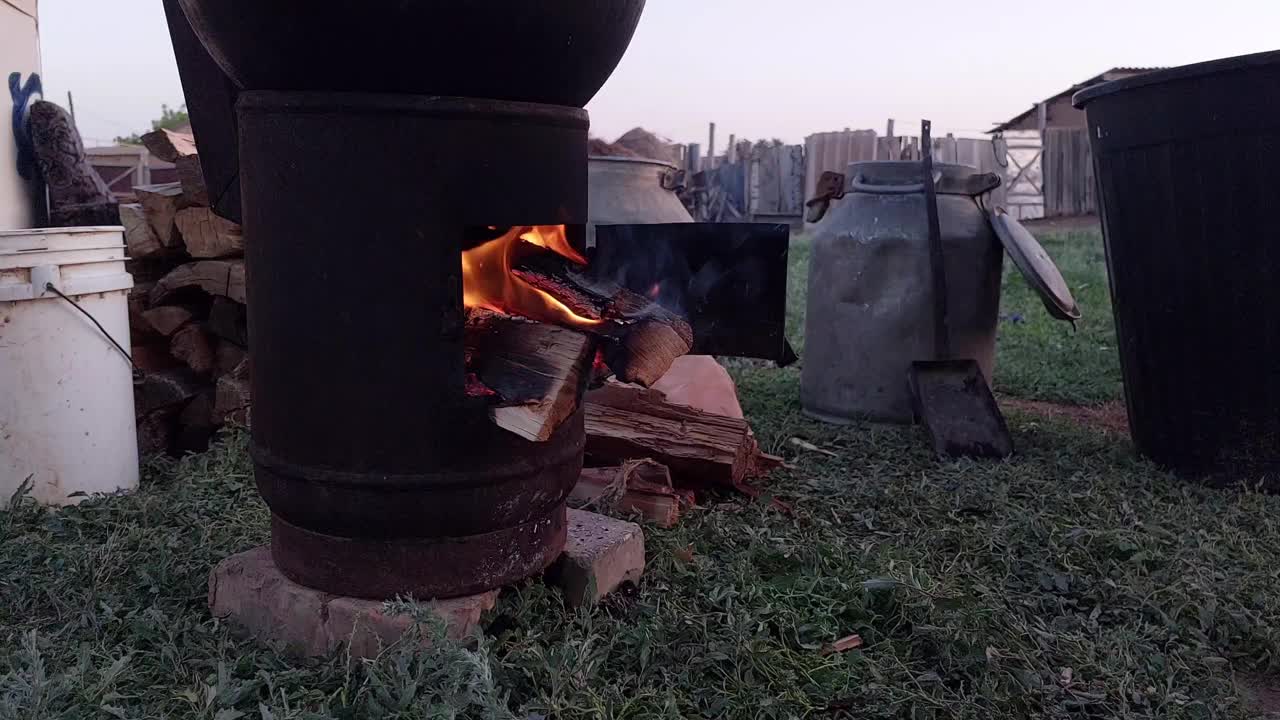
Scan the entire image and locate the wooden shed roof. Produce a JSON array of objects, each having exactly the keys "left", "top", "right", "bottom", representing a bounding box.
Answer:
[{"left": 989, "top": 68, "right": 1162, "bottom": 133}]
